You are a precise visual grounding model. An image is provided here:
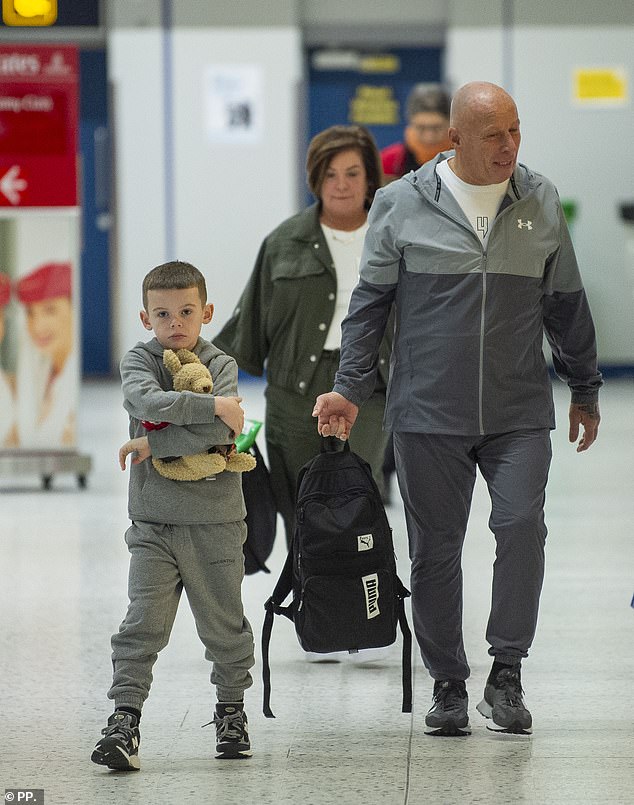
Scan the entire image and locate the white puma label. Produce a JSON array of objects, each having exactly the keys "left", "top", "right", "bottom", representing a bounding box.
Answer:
[{"left": 362, "top": 573, "right": 380, "bottom": 619}]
